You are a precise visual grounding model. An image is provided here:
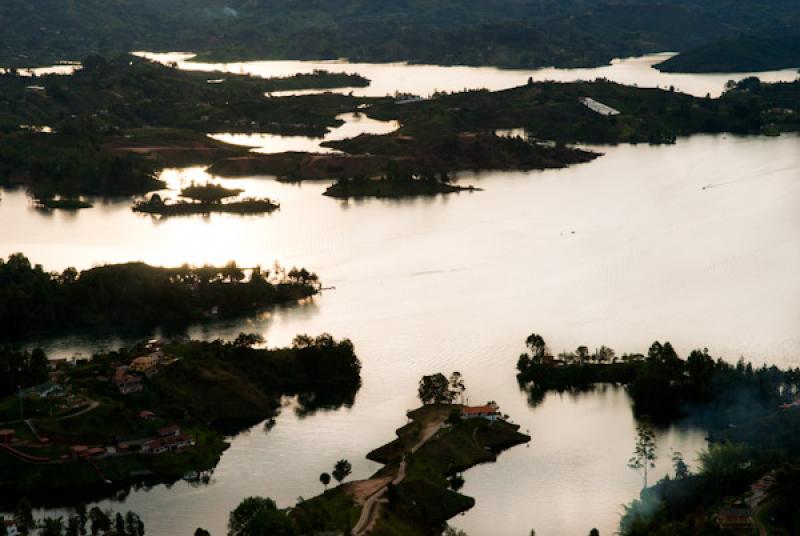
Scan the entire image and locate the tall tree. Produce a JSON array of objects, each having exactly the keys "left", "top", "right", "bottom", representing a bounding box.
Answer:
[
  {"left": 228, "top": 497, "right": 296, "bottom": 536},
  {"left": 418, "top": 373, "right": 455, "bottom": 404},
  {"left": 628, "top": 421, "right": 657, "bottom": 488},
  {"left": 525, "top": 333, "right": 547, "bottom": 360},
  {"left": 449, "top": 372, "right": 466, "bottom": 403},
  {"left": 332, "top": 459, "right": 352, "bottom": 484},
  {"left": 671, "top": 450, "right": 689, "bottom": 479}
]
